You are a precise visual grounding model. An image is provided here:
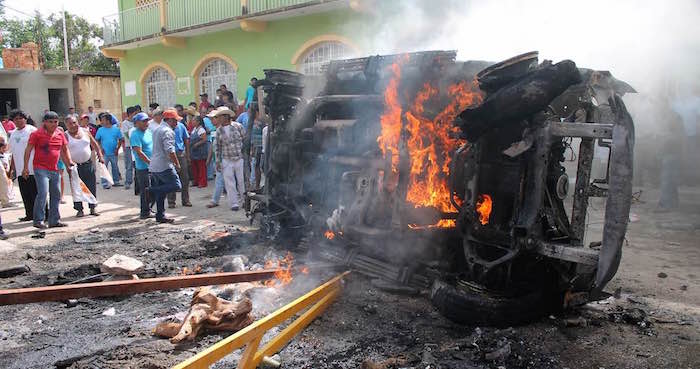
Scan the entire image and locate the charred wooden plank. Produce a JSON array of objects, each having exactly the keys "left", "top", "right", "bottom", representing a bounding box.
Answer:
[{"left": 0, "top": 270, "right": 279, "bottom": 306}]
